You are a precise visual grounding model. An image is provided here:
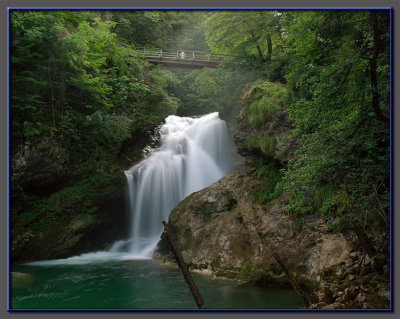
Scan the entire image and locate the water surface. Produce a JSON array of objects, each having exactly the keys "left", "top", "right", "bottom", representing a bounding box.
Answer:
[{"left": 11, "top": 259, "right": 305, "bottom": 310}]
